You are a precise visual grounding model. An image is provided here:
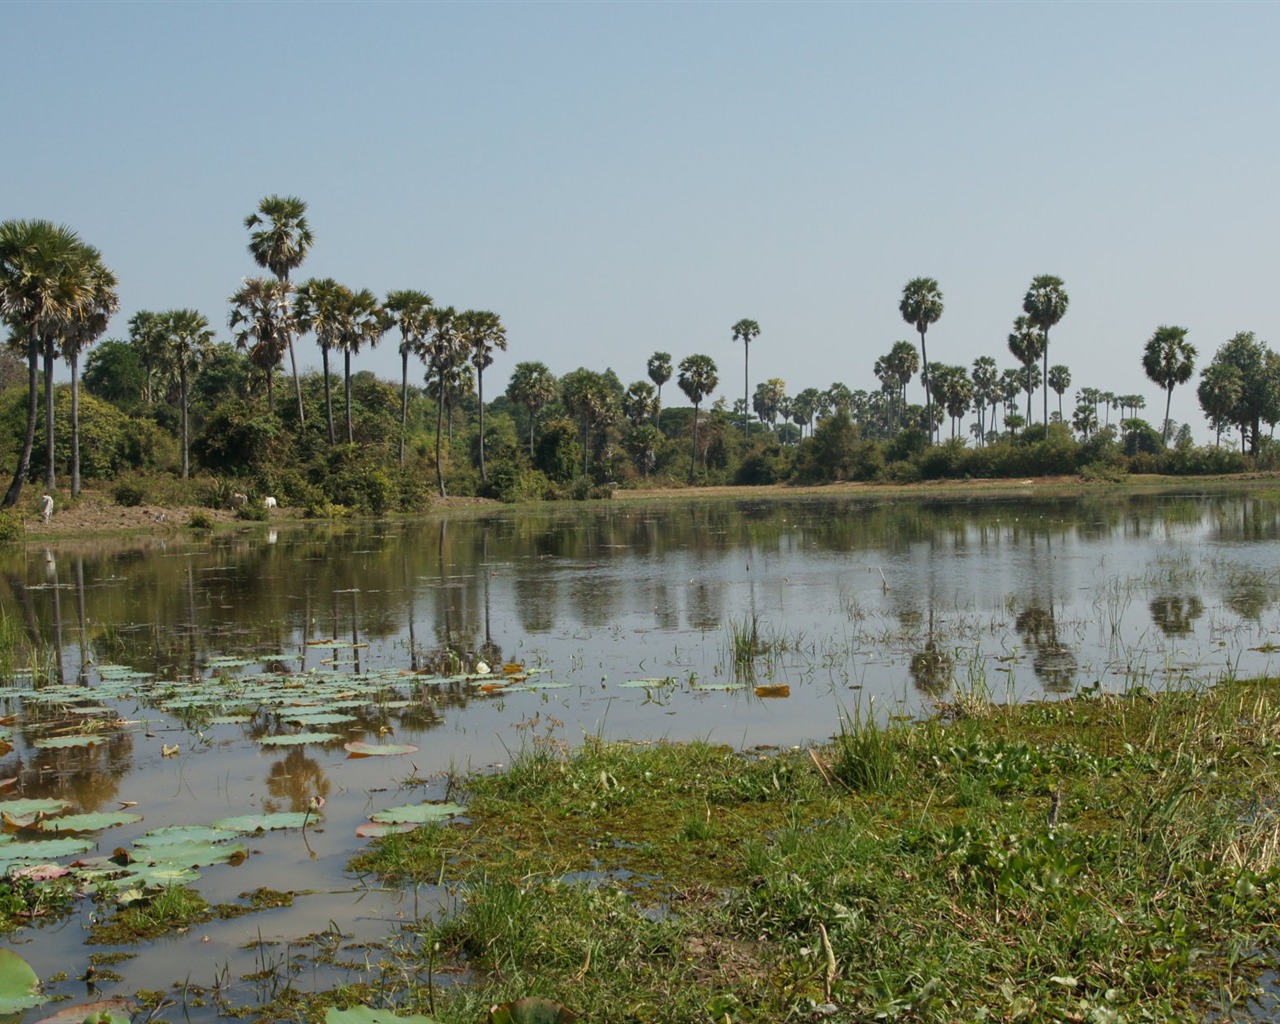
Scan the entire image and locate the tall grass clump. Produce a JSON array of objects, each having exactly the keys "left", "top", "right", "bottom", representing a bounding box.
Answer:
[{"left": 830, "top": 705, "right": 911, "bottom": 792}]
